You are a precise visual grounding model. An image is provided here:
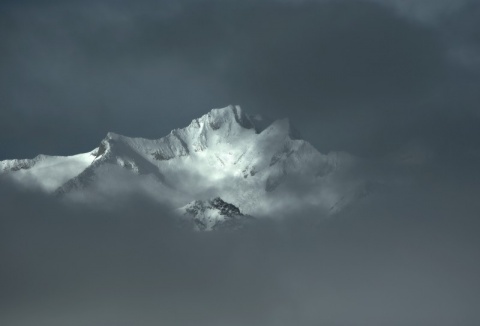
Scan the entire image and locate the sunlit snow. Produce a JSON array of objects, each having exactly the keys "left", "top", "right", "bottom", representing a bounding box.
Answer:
[
  {"left": 0, "top": 151, "right": 98, "bottom": 192},
  {"left": 0, "top": 105, "right": 367, "bottom": 217}
]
